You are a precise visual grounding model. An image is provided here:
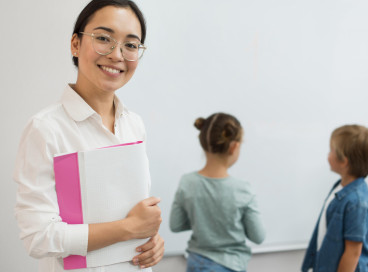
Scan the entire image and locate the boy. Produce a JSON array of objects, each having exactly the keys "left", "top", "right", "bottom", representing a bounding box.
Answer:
[{"left": 302, "top": 125, "right": 368, "bottom": 271}]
